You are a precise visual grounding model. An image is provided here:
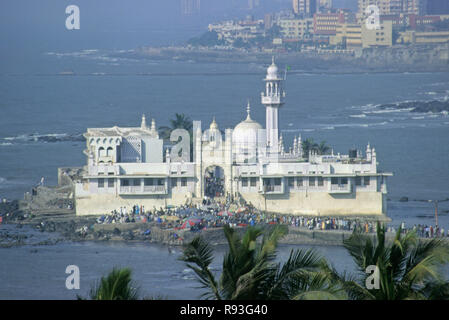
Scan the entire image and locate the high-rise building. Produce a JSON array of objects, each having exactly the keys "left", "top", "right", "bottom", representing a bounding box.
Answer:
[
  {"left": 293, "top": 0, "right": 318, "bottom": 17},
  {"left": 358, "top": 0, "right": 404, "bottom": 16},
  {"left": 181, "top": 0, "right": 201, "bottom": 15},
  {"left": 264, "top": 13, "right": 273, "bottom": 30},
  {"left": 248, "top": 0, "right": 261, "bottom": 10},
  {"left": 403, "top": 0, "right": 426, "bottom": 15},
  {"left": 361, "top": 20, "right": 393, "bottom": 47},
  {"left": 313, "top": 10, "right": 351, "bottom": 35},
  {"left": 319, "top": 0, "right": 333, "bottom": 11}
]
